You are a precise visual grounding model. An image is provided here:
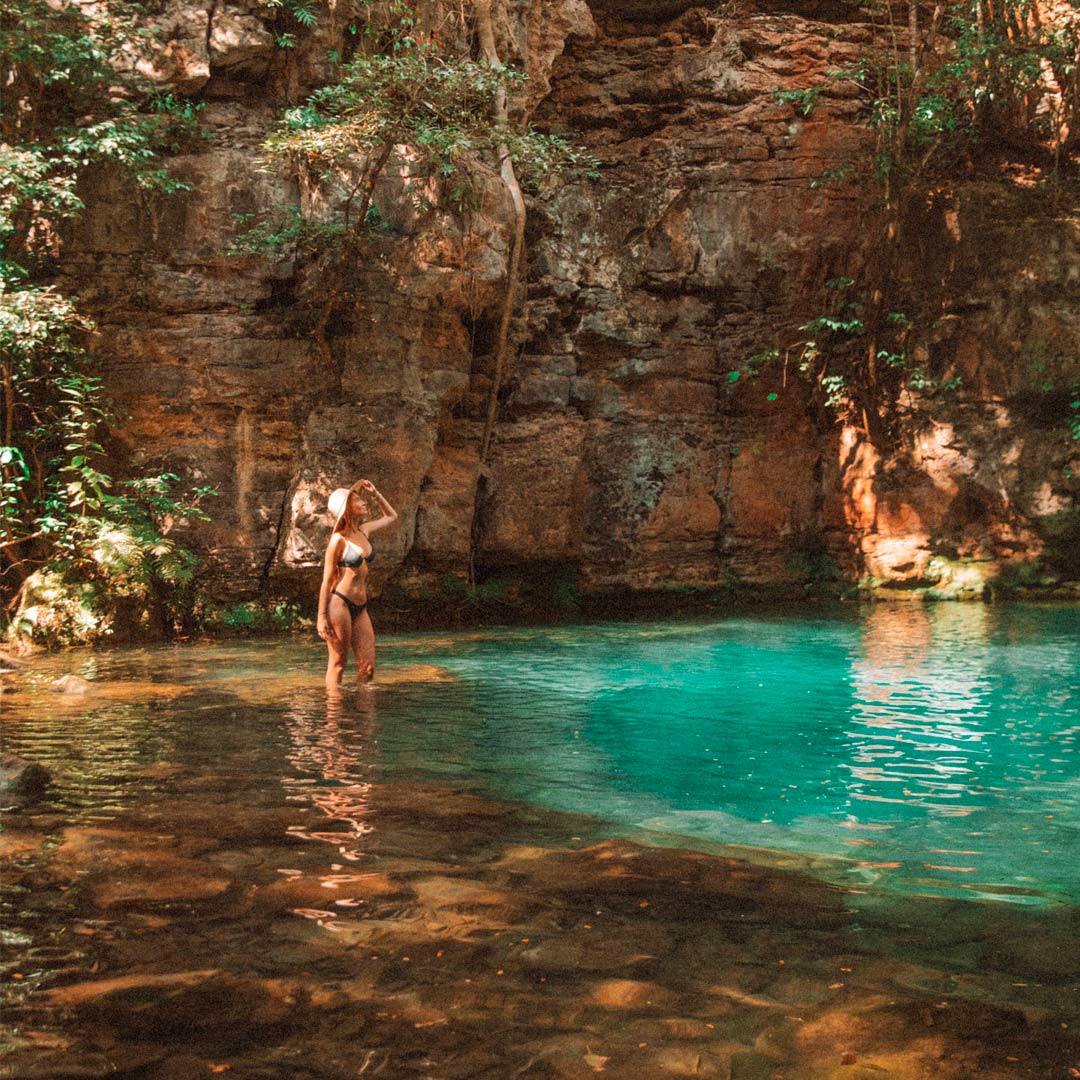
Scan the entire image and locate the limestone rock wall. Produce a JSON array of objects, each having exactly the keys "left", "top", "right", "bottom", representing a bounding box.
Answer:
[{"left": 65, "top": 0, "right": 1080, "bottom": 608}]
